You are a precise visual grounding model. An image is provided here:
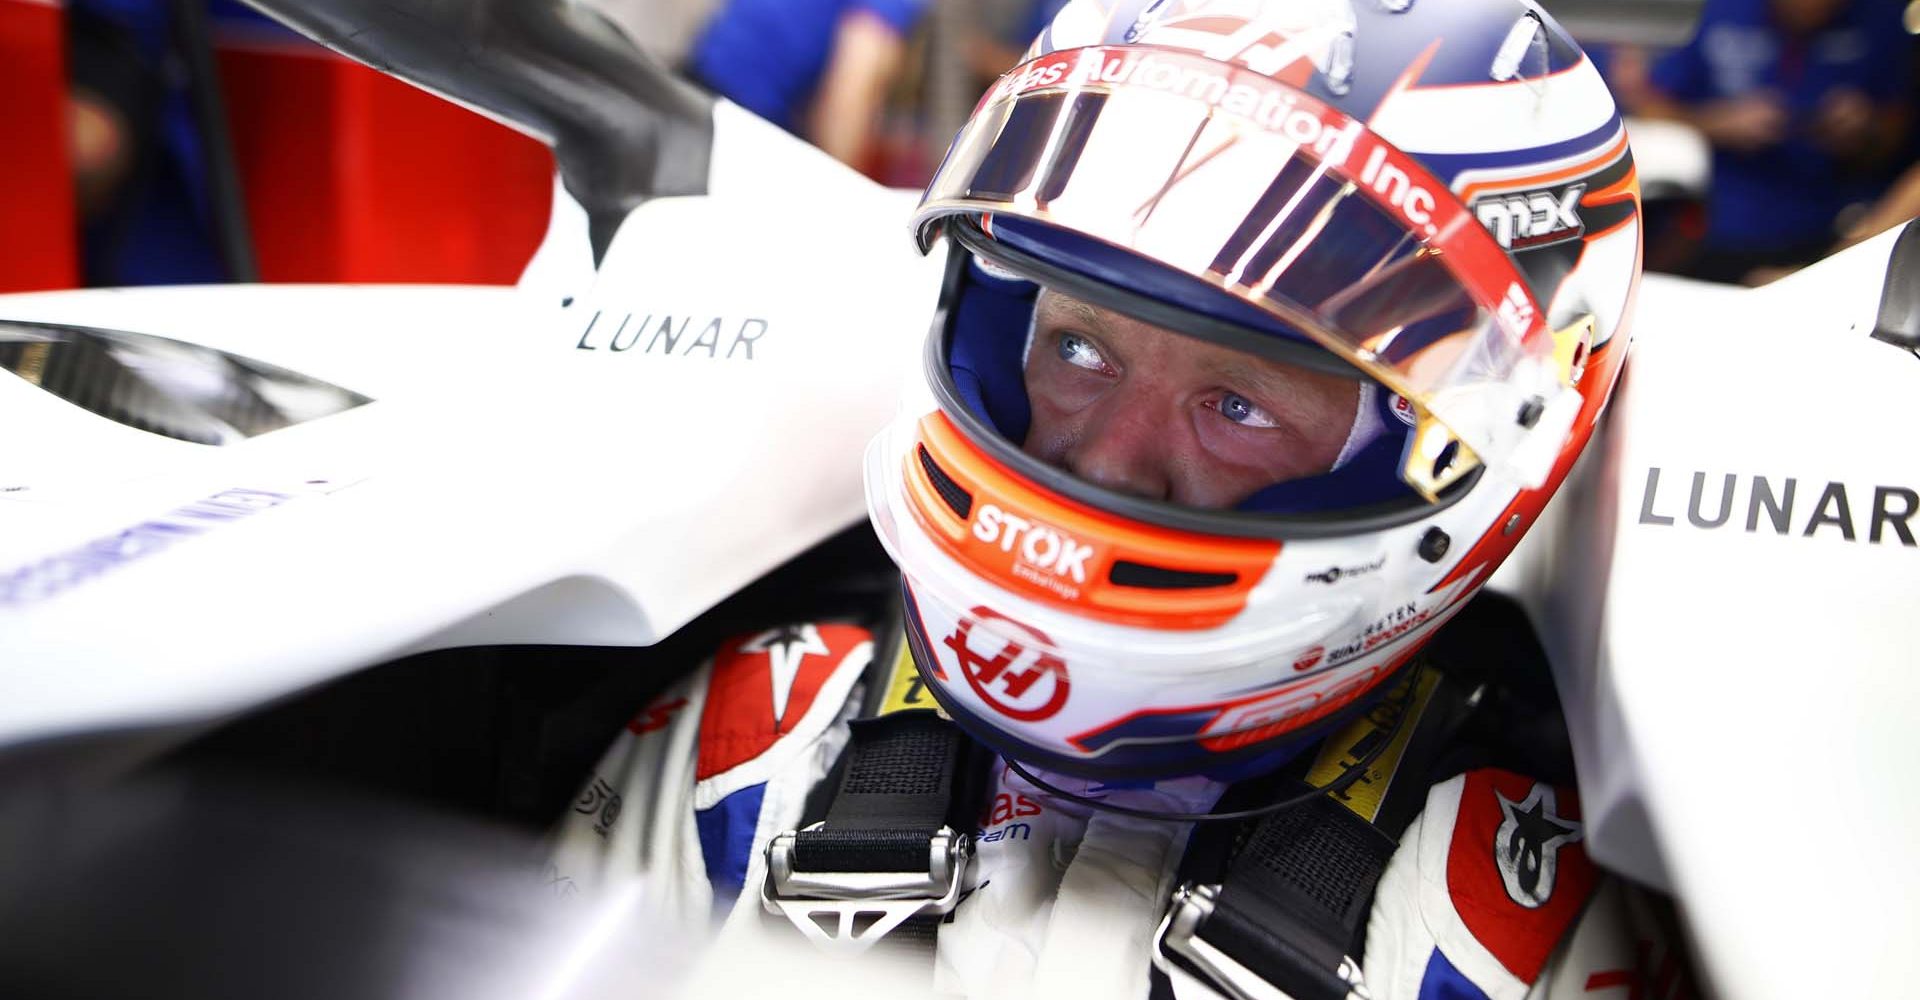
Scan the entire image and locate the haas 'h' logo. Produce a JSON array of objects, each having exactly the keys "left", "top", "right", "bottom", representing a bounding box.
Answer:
[{"left": 942, "top": 606, "right": 1072, "bottom": 722}]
